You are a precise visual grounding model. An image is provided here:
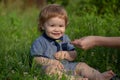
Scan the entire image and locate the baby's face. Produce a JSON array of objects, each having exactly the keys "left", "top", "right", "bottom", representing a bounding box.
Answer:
[{"left": 43, "top": 17, "right": 66, "bottom": 39}]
